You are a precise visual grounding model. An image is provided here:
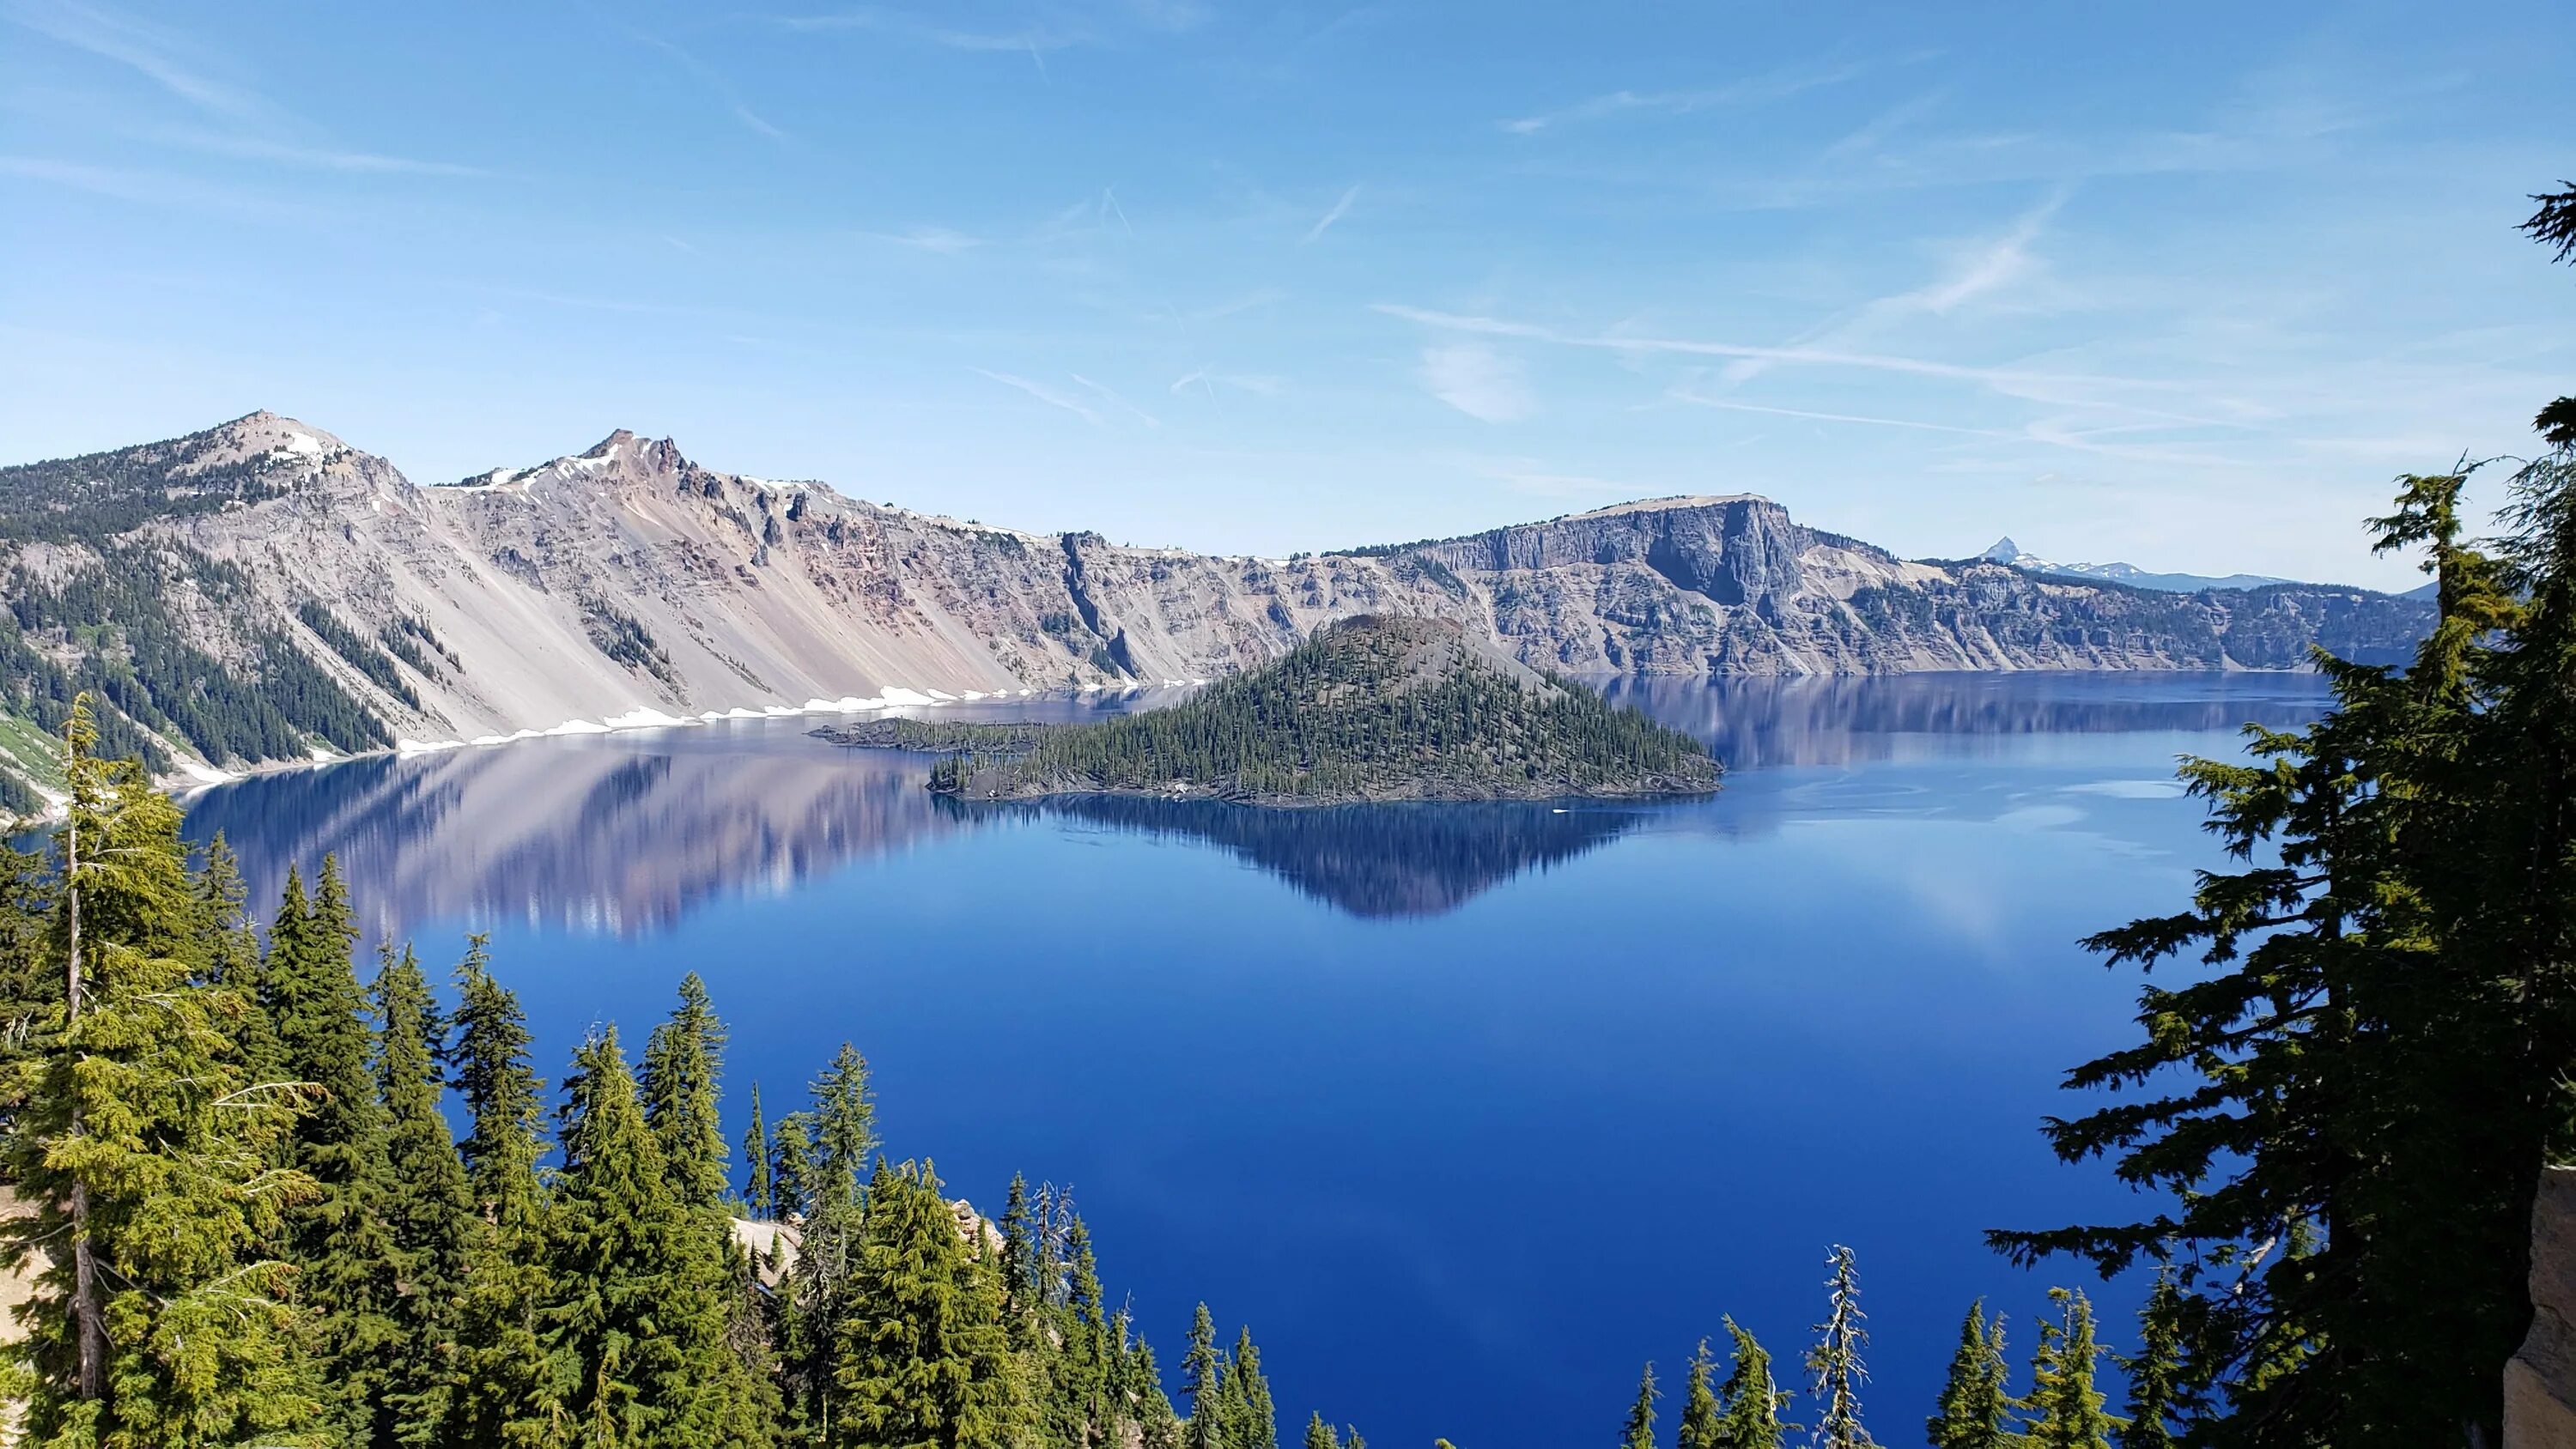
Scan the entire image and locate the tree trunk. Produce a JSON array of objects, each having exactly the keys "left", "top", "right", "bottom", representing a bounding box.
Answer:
[{"left": 64, "top": 800, "right": 103, "bottom": 1400}]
